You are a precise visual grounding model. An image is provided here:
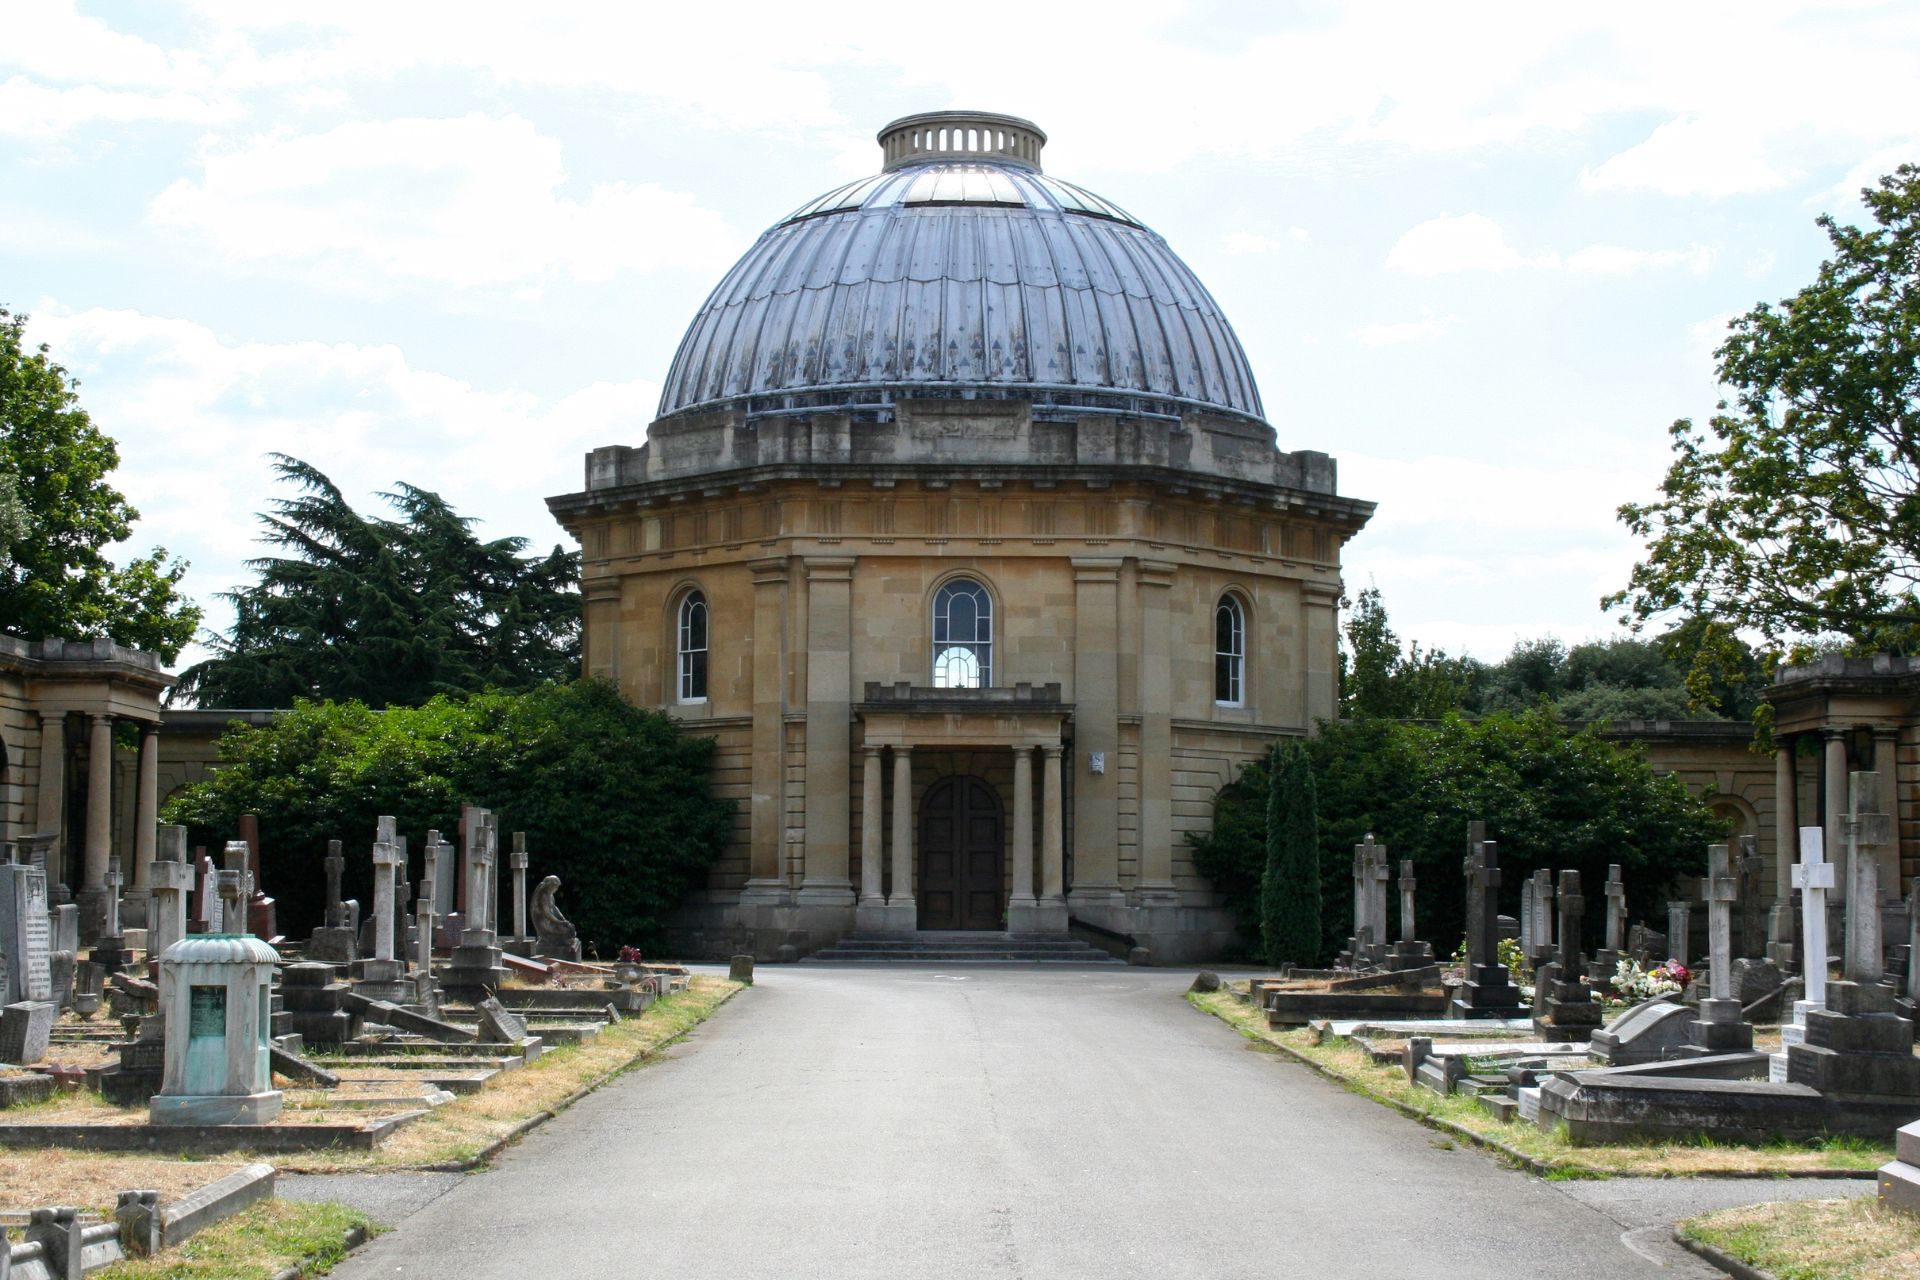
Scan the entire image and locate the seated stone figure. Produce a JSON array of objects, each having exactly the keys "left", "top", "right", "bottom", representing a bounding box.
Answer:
[{"left": 531, "top": 875, "right": 582, "bottom": 962}]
